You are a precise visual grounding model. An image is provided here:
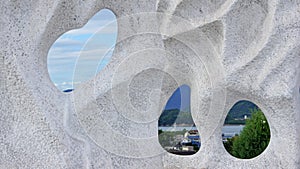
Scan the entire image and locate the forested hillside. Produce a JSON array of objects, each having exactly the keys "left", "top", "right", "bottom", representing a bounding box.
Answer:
[{"left": 159, "top": 100, "right": 258, "bottom": 126}]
